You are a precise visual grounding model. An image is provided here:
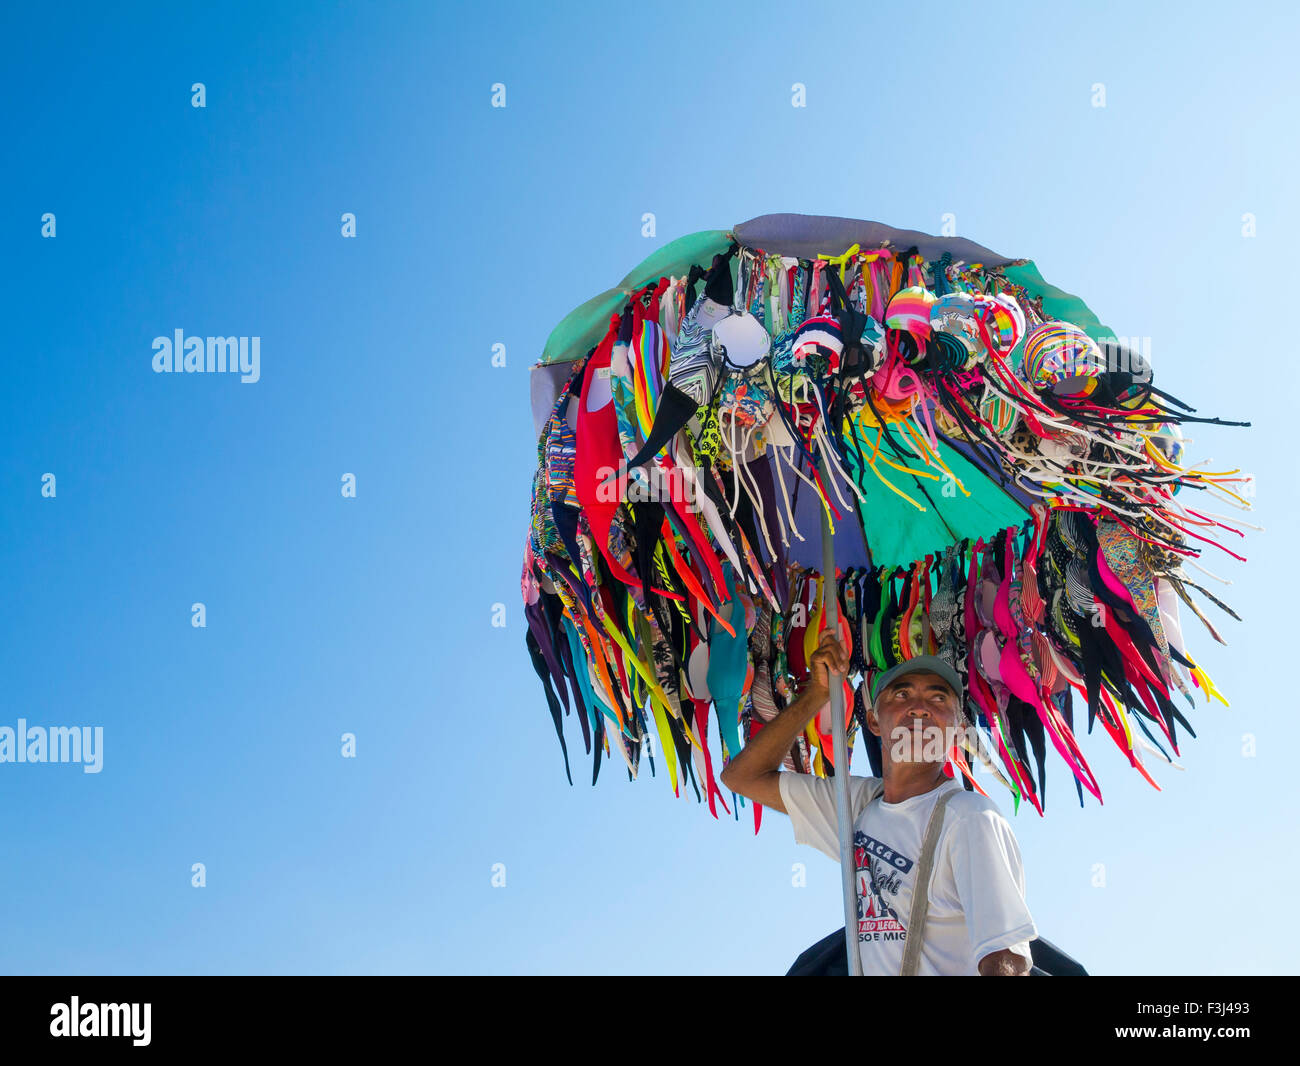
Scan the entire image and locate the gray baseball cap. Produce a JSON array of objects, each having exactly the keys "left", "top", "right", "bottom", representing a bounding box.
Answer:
[{"left": 870, "top": 655, "right": 963, "bottom": 705}]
